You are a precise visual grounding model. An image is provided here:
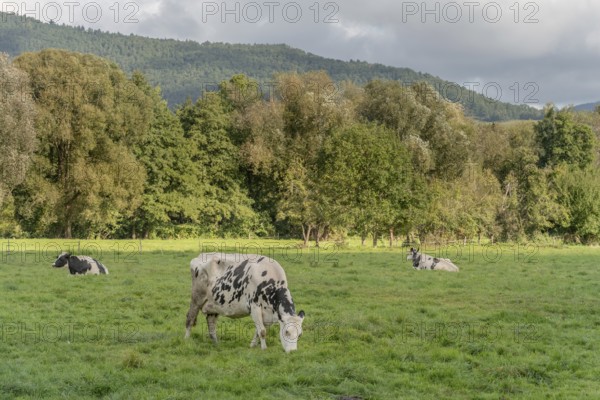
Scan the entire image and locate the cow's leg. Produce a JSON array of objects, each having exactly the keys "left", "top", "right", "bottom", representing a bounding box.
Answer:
[
  {"left": 207, "top": 314, "right": 219, "bottom": 343},
  {"left": 250, "top": 331, "right": 260, "bottom": 348},
  {"left": 250, "top": 305, "right": 267, "bottom": 350},
  {"left": 185, "top": 298, "right": 202, "bottom": 339}
]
